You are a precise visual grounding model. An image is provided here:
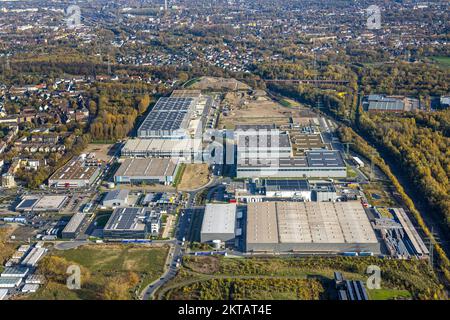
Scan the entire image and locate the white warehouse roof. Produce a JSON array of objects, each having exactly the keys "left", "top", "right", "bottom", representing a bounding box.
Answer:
[{"left": 201, "top": 203, "right": 237, "bottom": 235}]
